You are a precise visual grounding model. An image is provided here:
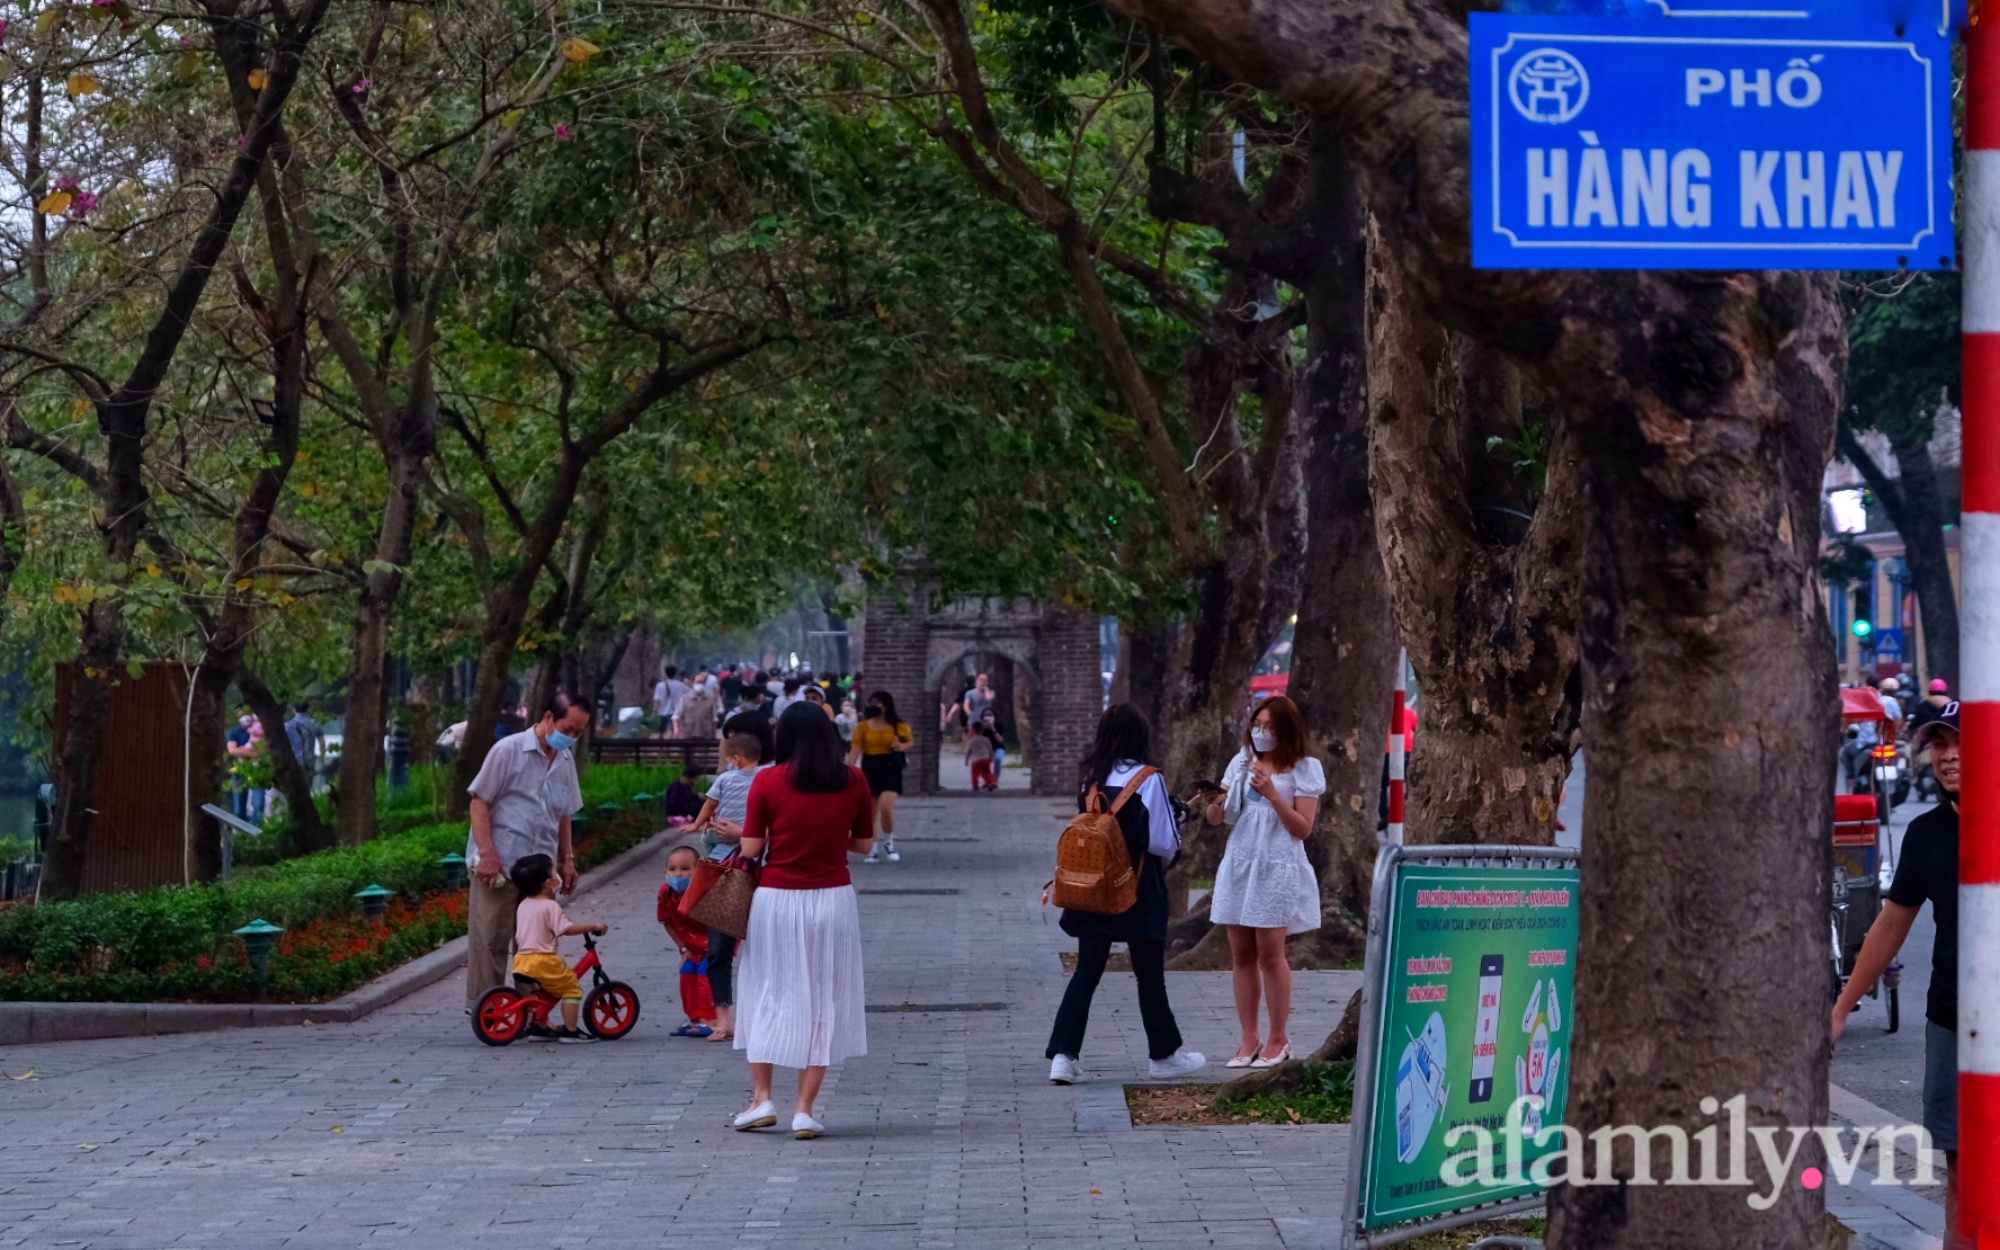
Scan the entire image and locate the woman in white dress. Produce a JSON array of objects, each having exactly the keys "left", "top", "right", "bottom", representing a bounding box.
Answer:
[{"left": 1204, "top": 695, "right": 1323, "bottom": 1069}]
